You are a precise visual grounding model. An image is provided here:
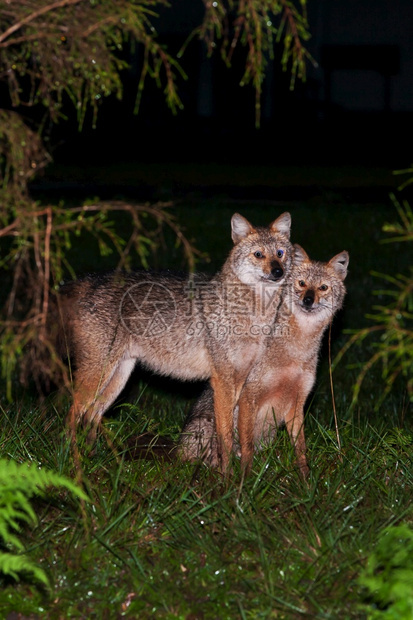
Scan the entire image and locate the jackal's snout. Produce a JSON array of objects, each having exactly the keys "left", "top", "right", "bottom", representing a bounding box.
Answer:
[
  {"left": 269, "top": 260, "right": 284, "bottom": 281},
  {"left": 303, "top": 289, "right": 315, "bottom": 307}
]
